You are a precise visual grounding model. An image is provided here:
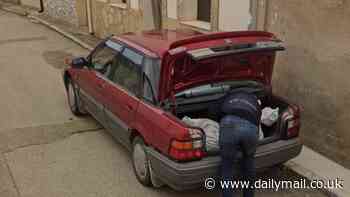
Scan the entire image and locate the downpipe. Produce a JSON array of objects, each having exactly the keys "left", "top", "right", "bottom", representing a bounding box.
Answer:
[
  {"left": 86, "top": 0, "right": 94, "bottom": 34},
  {"left": 151, "top": 0, "right": 162, "bottom": 30},
  {"left": 39, "top": 0, "right": 44, "bottom": 13}
]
